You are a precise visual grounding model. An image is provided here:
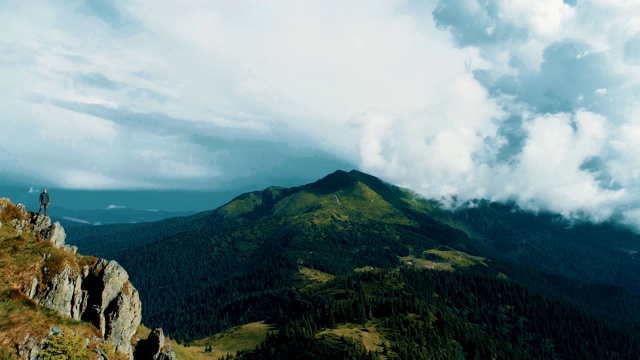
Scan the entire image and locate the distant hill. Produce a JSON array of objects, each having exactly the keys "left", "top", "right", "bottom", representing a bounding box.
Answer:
[
  {"left": 66, "top": 170, "right": 640, "bottom": 358},
  {"left": 49, "top": 206, "right": 195, "bottom": 228}
]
